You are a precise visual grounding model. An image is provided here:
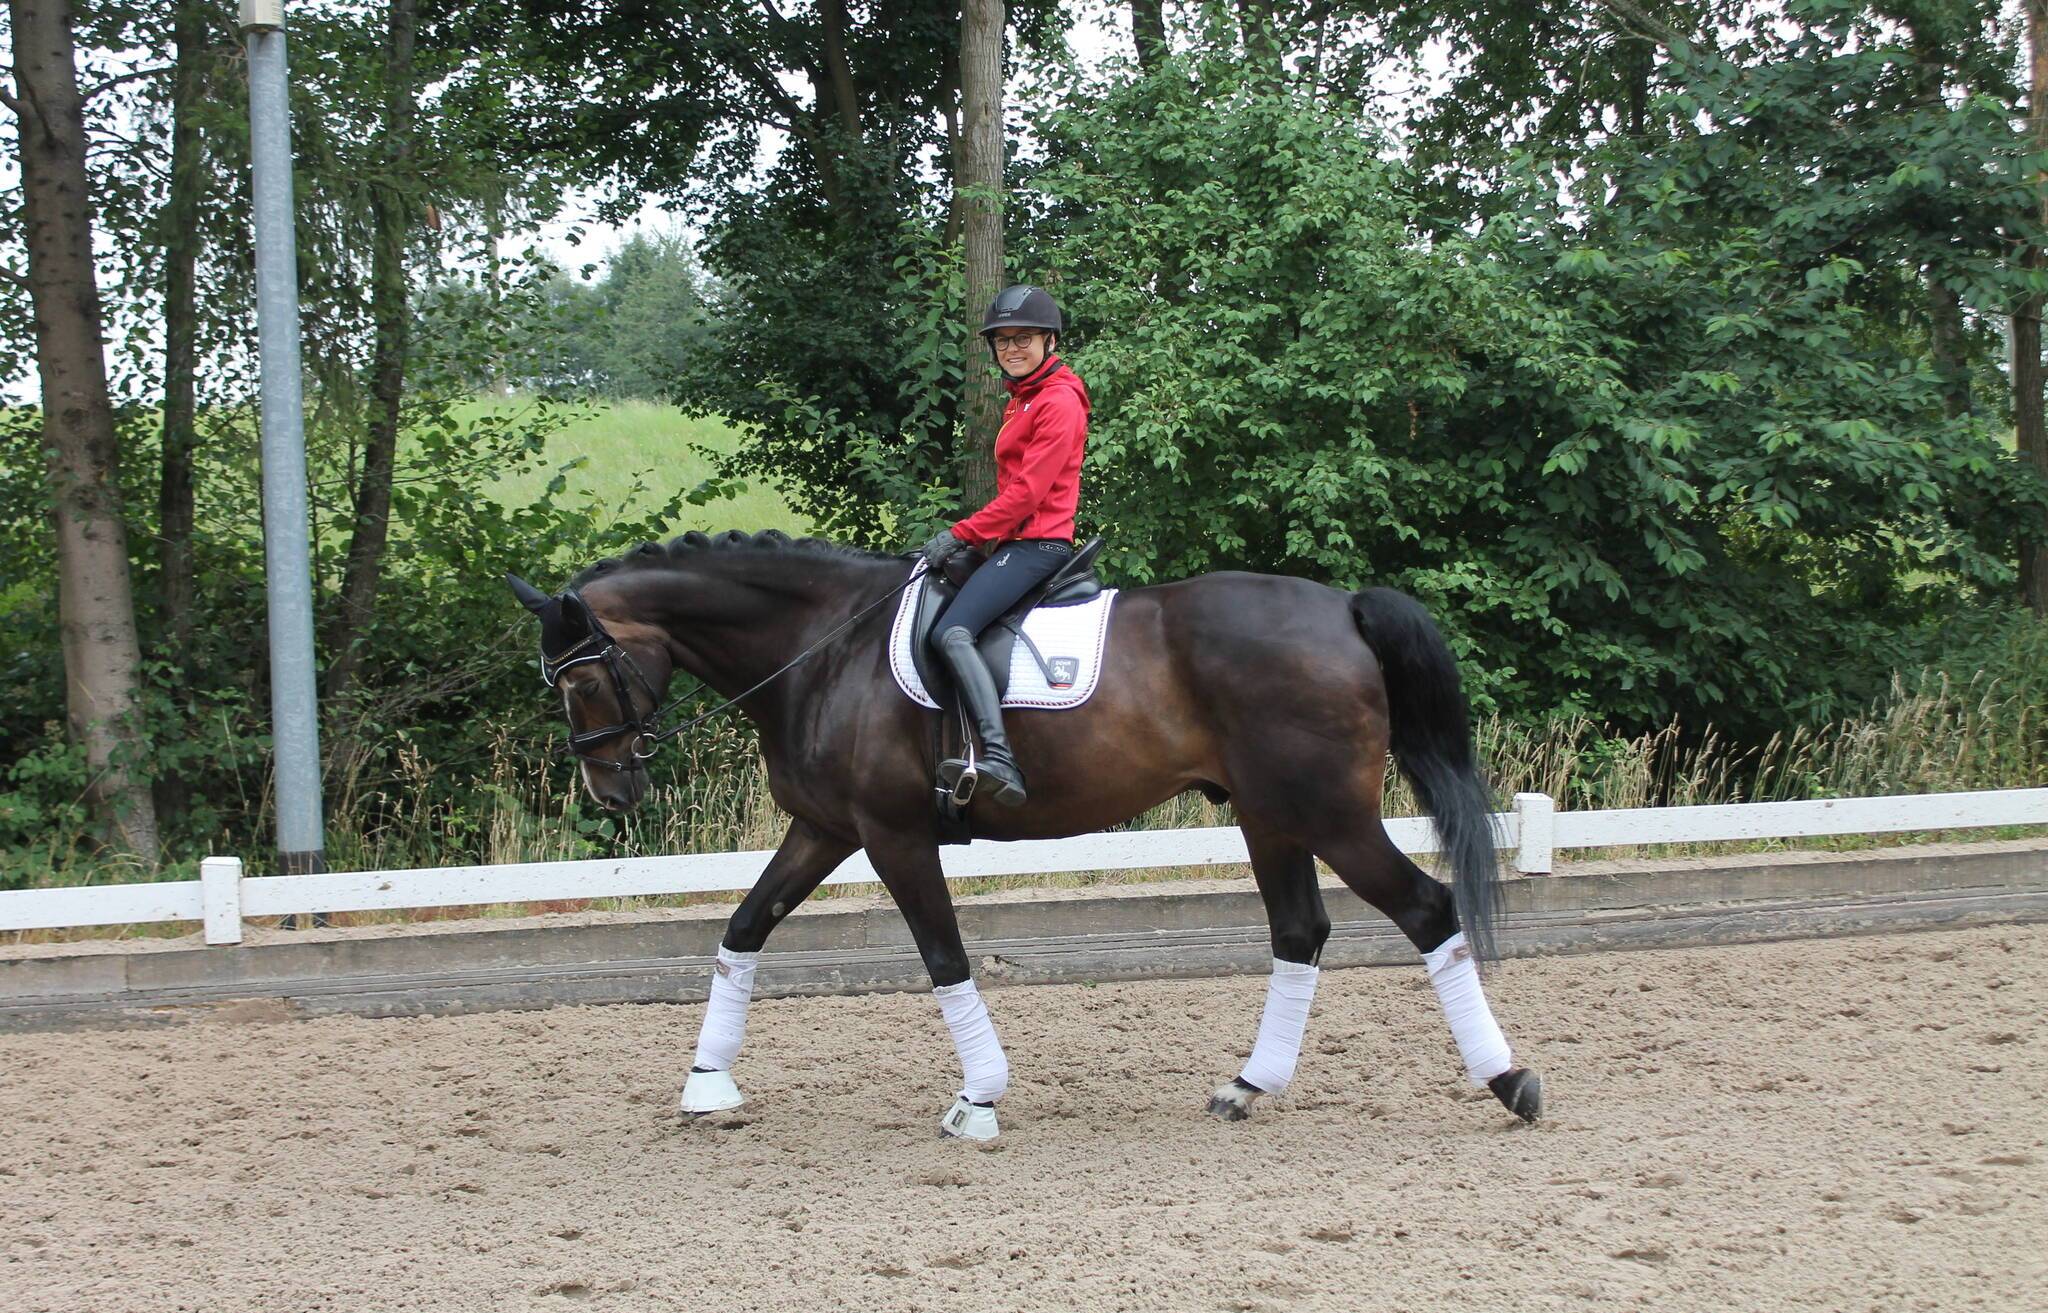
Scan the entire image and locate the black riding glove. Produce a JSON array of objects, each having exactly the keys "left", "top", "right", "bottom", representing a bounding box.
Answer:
[{"left": 919, "top": 529, "right": 966, "bottom": 568}]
